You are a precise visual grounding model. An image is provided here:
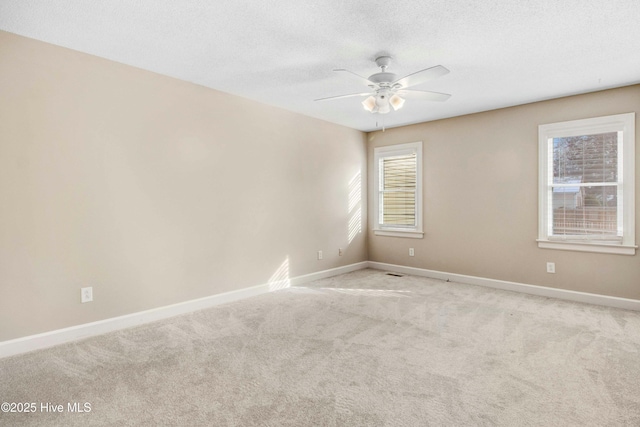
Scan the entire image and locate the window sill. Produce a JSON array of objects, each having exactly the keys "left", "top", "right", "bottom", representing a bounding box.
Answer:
[
  {"left": 374, "top": 229, "right": 424, "bottom": 239},
  {"left": 537, "top": 239, "right": 637, "bottom": 255}
]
